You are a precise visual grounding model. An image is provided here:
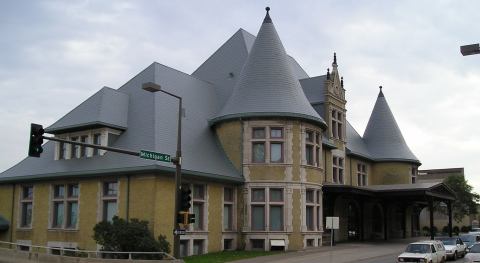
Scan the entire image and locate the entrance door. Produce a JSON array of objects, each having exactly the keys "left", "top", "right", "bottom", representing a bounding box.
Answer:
[{"left": 347, "top": 203, "right": 360, "bottom": 240}]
